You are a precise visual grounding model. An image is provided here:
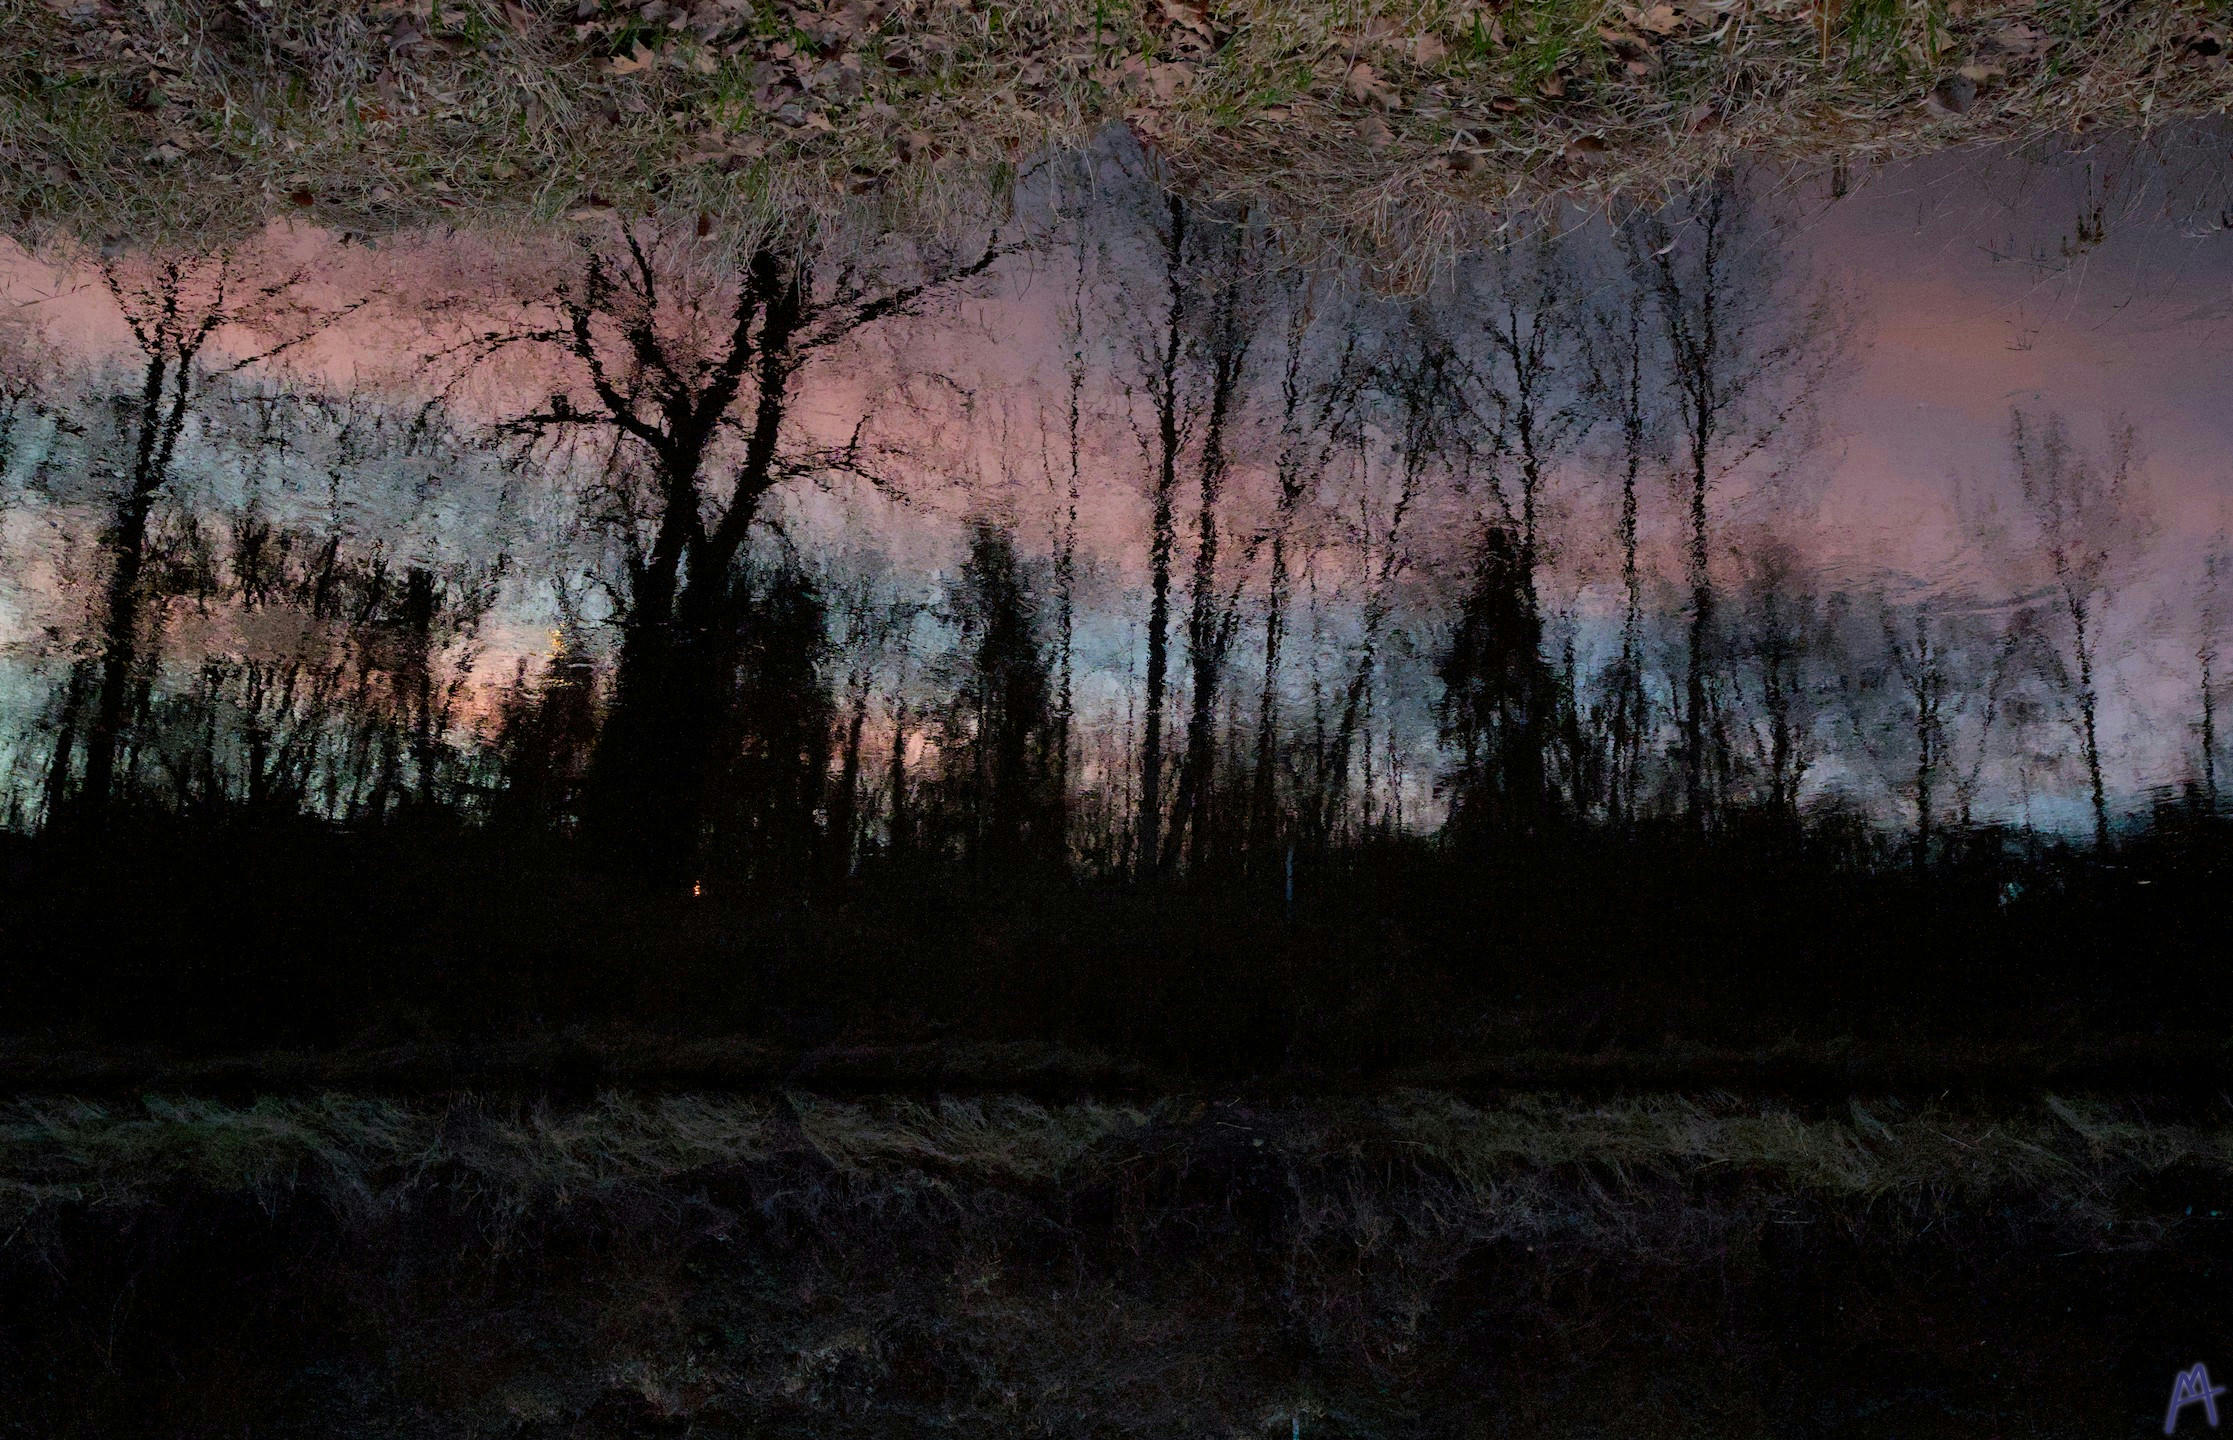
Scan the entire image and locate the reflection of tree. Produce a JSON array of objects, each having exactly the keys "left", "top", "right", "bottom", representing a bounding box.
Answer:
[
  {"left": 1122, "top": 191, "right": 1192, "bottom": 878},
  {"left": 930, "top": 521, "right": 1058, "bottom": 867},
  {"left": 1588, "top": 299, "right": 1657, "bottom": 828},
  {"left": 1981, "top": 409, "right": 2147, "bottom": 849},
  {"left": 2198, "top": 537, "right": 2230, "bottom": 812},
  {"left": 66, "top": 251, "right": 360, "bottom": 819},
  {"left": 1248, "top": 288, "right": 1358, "bottom": 858},
  {"left": 1166, "top": 215, "right": 1260, "bottom": 874},
  {"left": 465, "top": 220, "right": 1007, "bottom": 884},
  {"left": 1437, "top": 525, "right": 1549, "bottom": 840},
  {"left": 1727, "top": 538, "right": 1829, "bottom": 828},
  {"left": 11, "top": 167, "right": 2218, "bottom": 879},
  {"left": 1308, "top": 310, "right": 1448, "bottom": 848},
  {"left": 1622, "top": 178, "right": 1841, "bottom": 830},
  {"left": 1838, "top": 591, "right": 2031, "bottom": 864}
]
